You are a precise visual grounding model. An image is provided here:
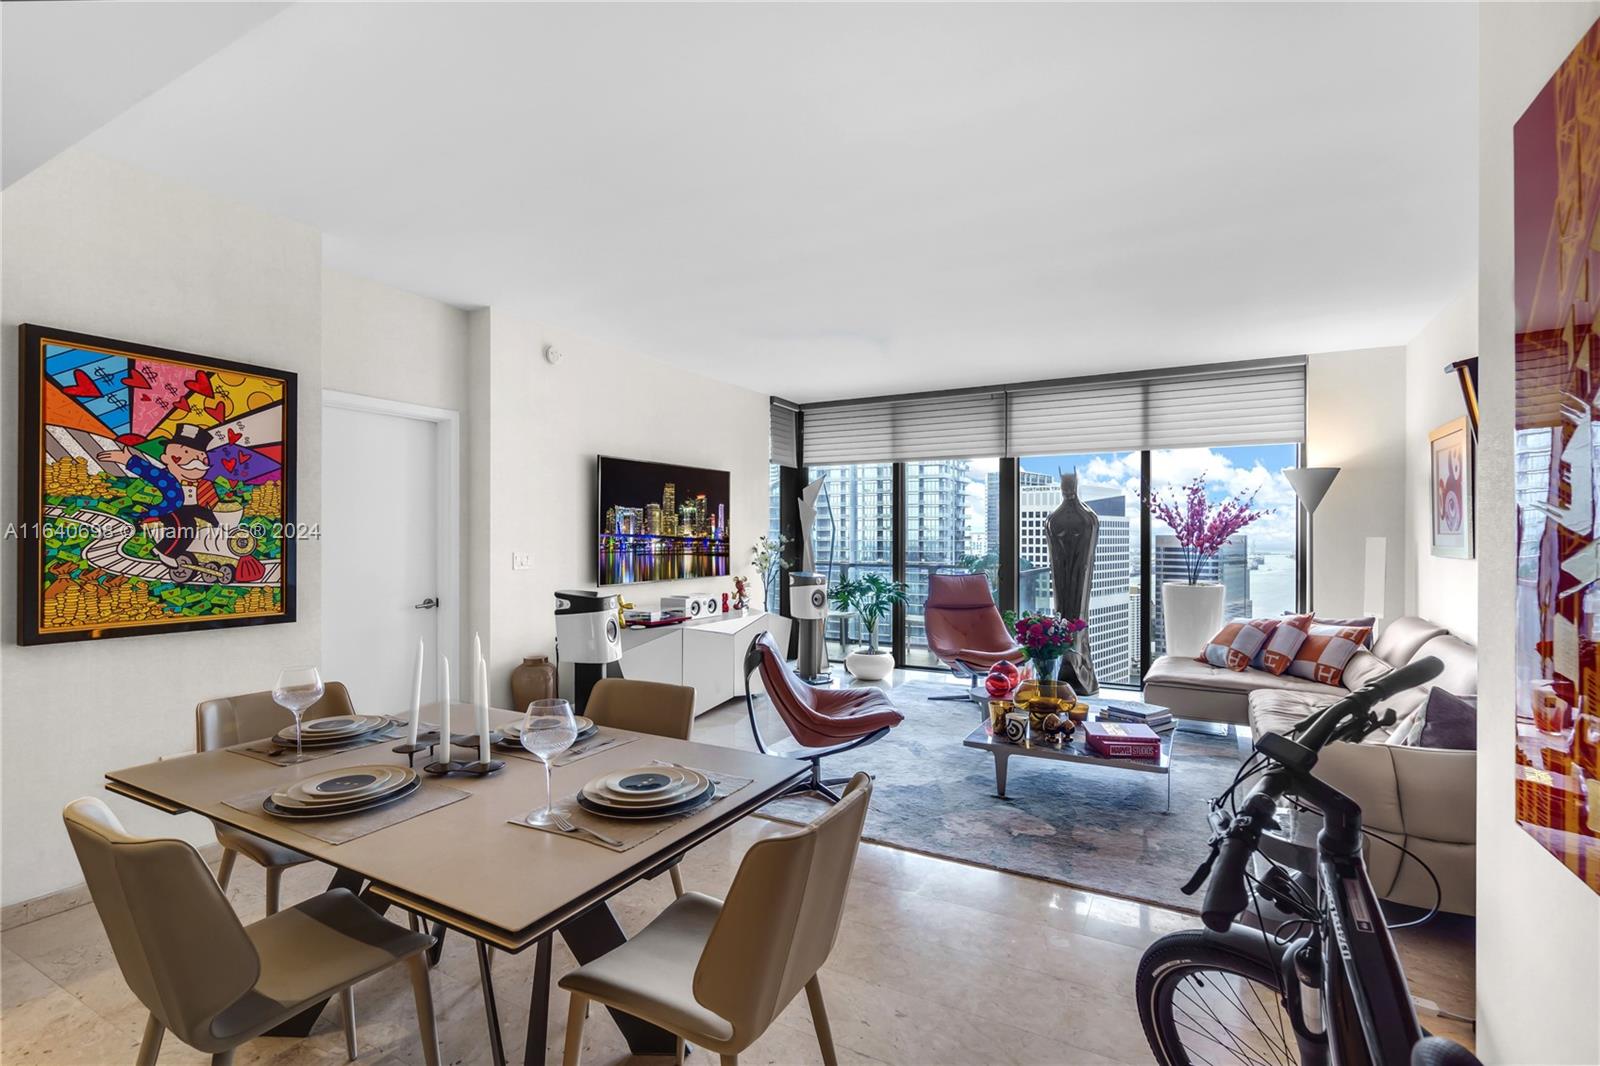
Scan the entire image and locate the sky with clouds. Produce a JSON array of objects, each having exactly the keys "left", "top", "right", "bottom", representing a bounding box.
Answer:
[{"left": 1005, "top": 443, "right": 1302, "bottom": 554}]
